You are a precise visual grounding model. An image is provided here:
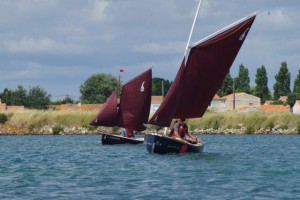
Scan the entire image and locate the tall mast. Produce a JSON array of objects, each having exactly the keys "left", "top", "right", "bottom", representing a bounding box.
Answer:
[
  {"left": 161, "top": 79, "right": 164, "bottom": 98},
  {"left": 184, "top": 0, "right": 203, "bottom": 57}
]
